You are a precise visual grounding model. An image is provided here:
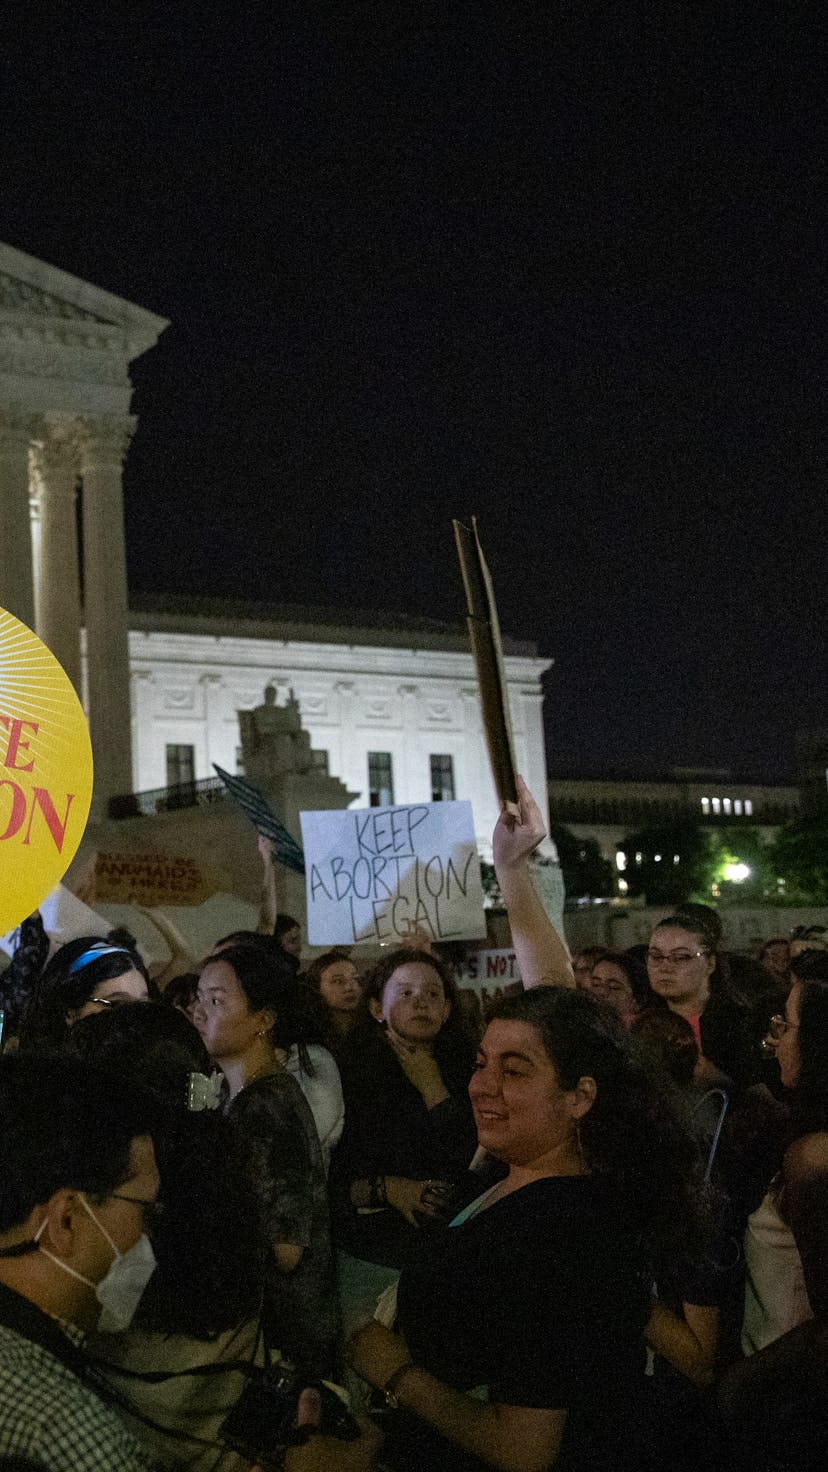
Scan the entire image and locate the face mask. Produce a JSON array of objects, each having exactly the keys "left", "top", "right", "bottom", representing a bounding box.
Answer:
[{"left": 36, "top": 1193, "right": 157, "bottom": 1333}]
